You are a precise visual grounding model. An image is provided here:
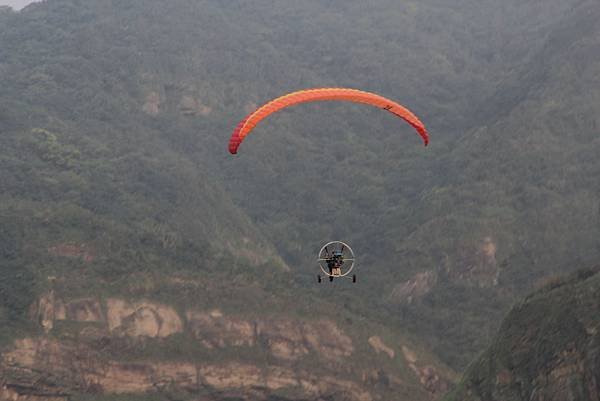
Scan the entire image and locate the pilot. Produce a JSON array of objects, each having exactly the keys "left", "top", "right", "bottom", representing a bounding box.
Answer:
[{"left": 327, "top": 250, "right": 344, "bottom": 276}]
